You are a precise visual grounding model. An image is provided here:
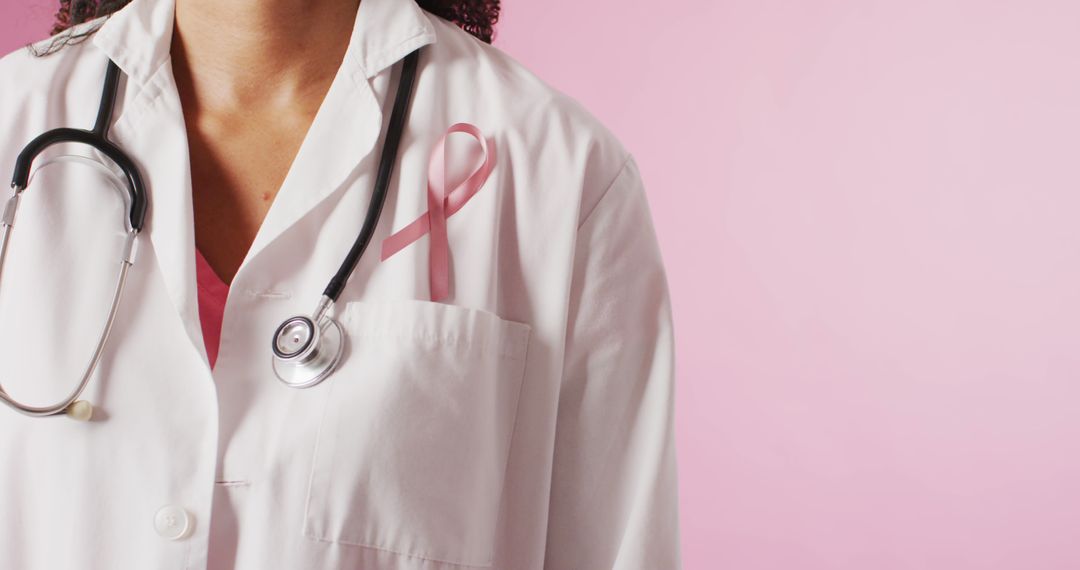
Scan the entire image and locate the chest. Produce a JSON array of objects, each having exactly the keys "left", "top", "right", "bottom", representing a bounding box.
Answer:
[{"left": 183, "top": 104, "right": 319, "bottom": 284}]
